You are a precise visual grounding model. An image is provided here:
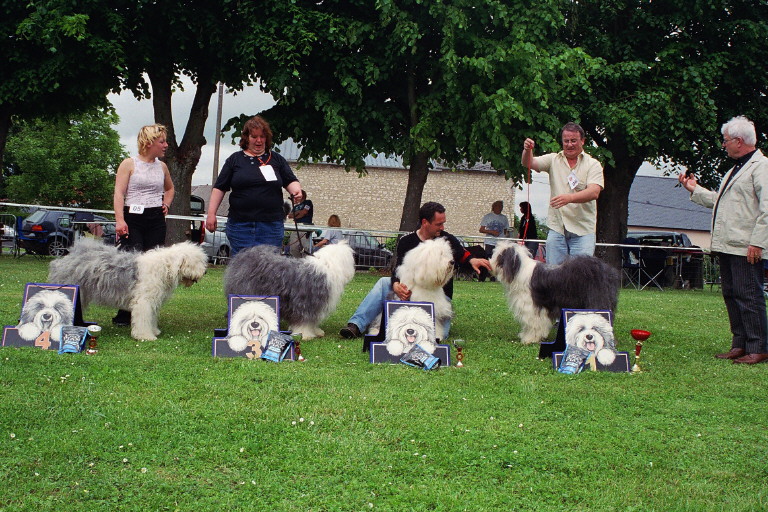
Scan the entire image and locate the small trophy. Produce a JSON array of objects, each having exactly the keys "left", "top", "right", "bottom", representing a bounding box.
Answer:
[
  {"left": 293, "top": 333, "right": 305, "bottom": 362},
  {"left": 453, "top": 339, "right": 465, "bottom": 367},
  {"left": 86, "top": 325, "right": 102, "bottom": 355},
  {"left": 631, "top": 329, "right": 651, "bottom": 372}
]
